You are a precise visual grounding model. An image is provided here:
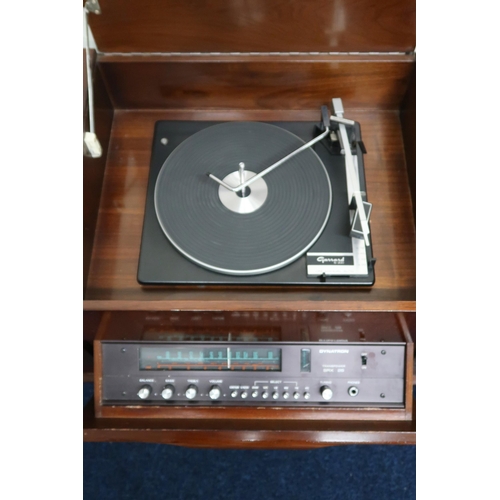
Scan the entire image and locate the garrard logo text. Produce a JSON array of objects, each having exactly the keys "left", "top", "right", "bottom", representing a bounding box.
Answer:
[{"left": 317, "top": 256, "right": 345, "bottom": 264}]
